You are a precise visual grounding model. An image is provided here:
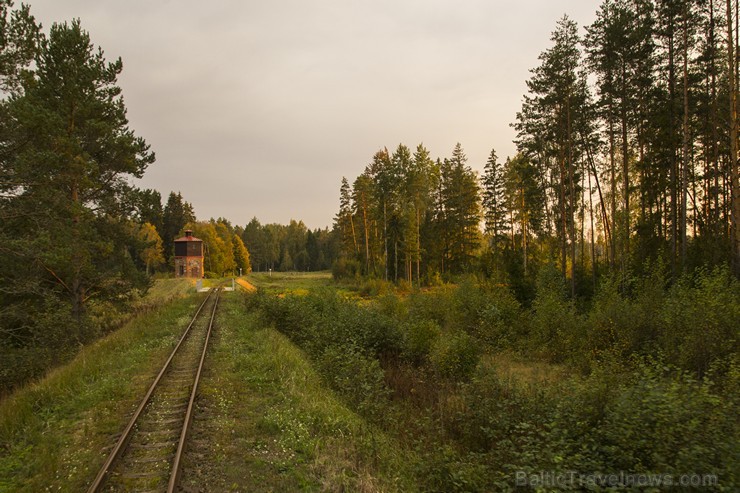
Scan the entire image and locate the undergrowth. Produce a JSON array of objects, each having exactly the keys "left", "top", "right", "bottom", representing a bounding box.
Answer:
[{"left": 253, "top": 266, "right": 739, "bottom": 491}]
